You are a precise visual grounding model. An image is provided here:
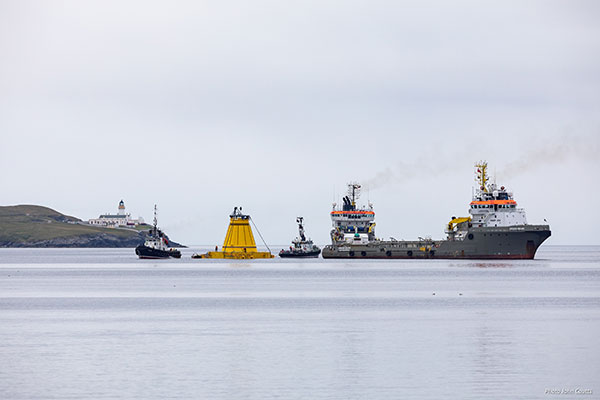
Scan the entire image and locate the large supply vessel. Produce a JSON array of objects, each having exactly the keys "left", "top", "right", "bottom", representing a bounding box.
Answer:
[
  {"left": 322, "top": 162, "right": 551, "bottom": 259},
  {"left": 192, "top": 207, "right": 274, "bottom": 259},
  {"left": 135, "top": 205, "right": 181, "bottom": 259}
]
